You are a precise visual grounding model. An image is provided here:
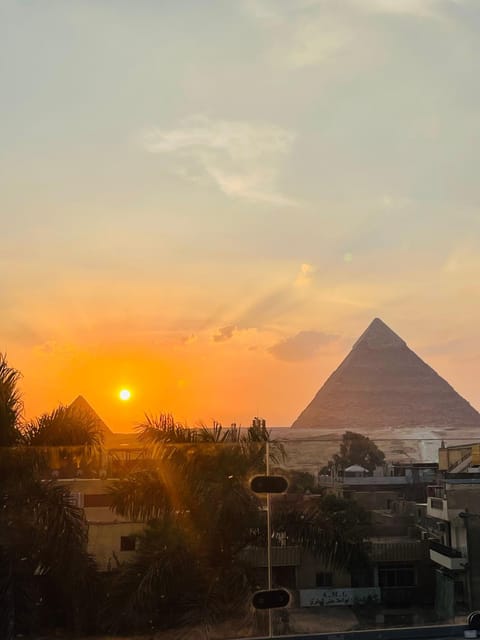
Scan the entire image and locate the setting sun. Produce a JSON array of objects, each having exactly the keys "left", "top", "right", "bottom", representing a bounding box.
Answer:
[{"left": 119, "top": 389, "right": 131, "bottom": 401}]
